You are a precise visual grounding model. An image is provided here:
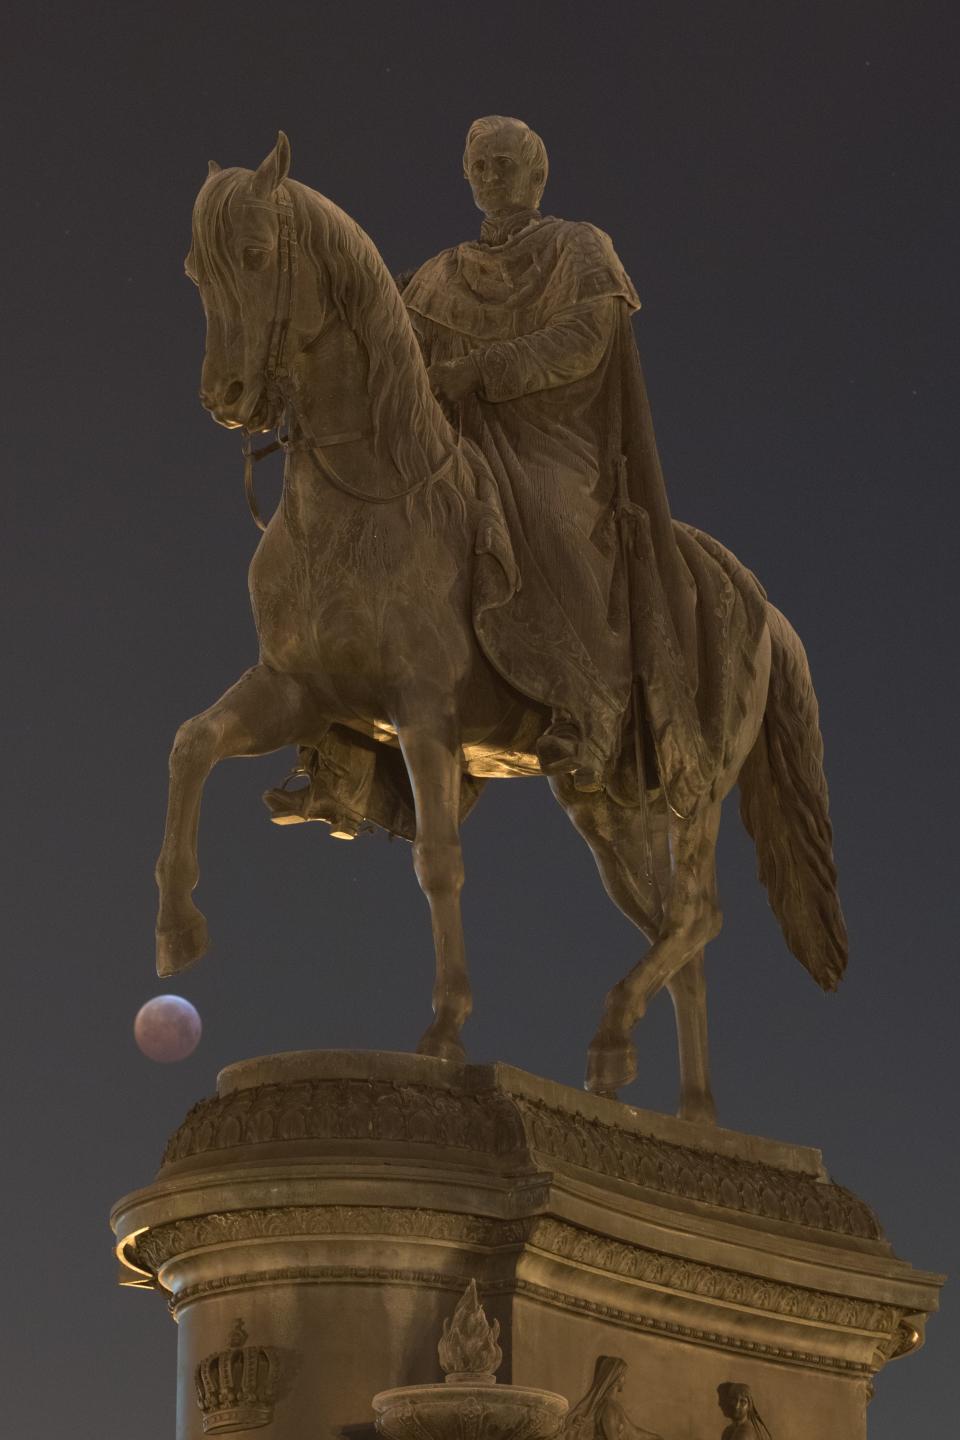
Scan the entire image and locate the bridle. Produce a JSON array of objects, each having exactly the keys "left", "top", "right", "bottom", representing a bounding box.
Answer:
[
  {"left": 240, "top": 187, "right": 299, "bottom": 531},
  {"left": 239, "top": 184, "right": 458, "bottom": 528}
]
